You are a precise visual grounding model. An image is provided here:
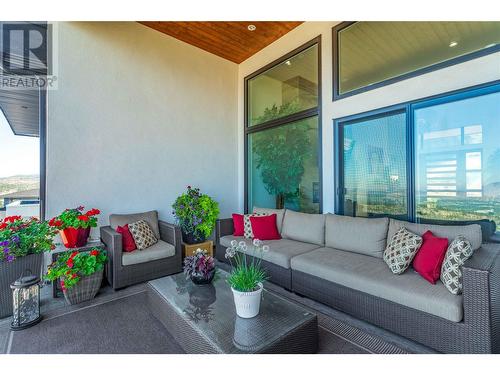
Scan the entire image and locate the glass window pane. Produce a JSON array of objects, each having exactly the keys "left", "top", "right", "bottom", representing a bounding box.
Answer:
[
  {"left": 248, "top": 44, "right": 318, "bottom": 126},
  {"left": 342, "top": 112, "right": 407, "bottom": 218},
  {"left": 248, "top": 117, "right": 319, "bottom": 213},
  {"left": 0, "top": 111, "right": 40, "bottom": 220},
  {"left": 338, "top": 22, "right": 500, "bottom": 95},
  {"left": 415, "top": 91, "right": 500, "bottom": 228}
]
